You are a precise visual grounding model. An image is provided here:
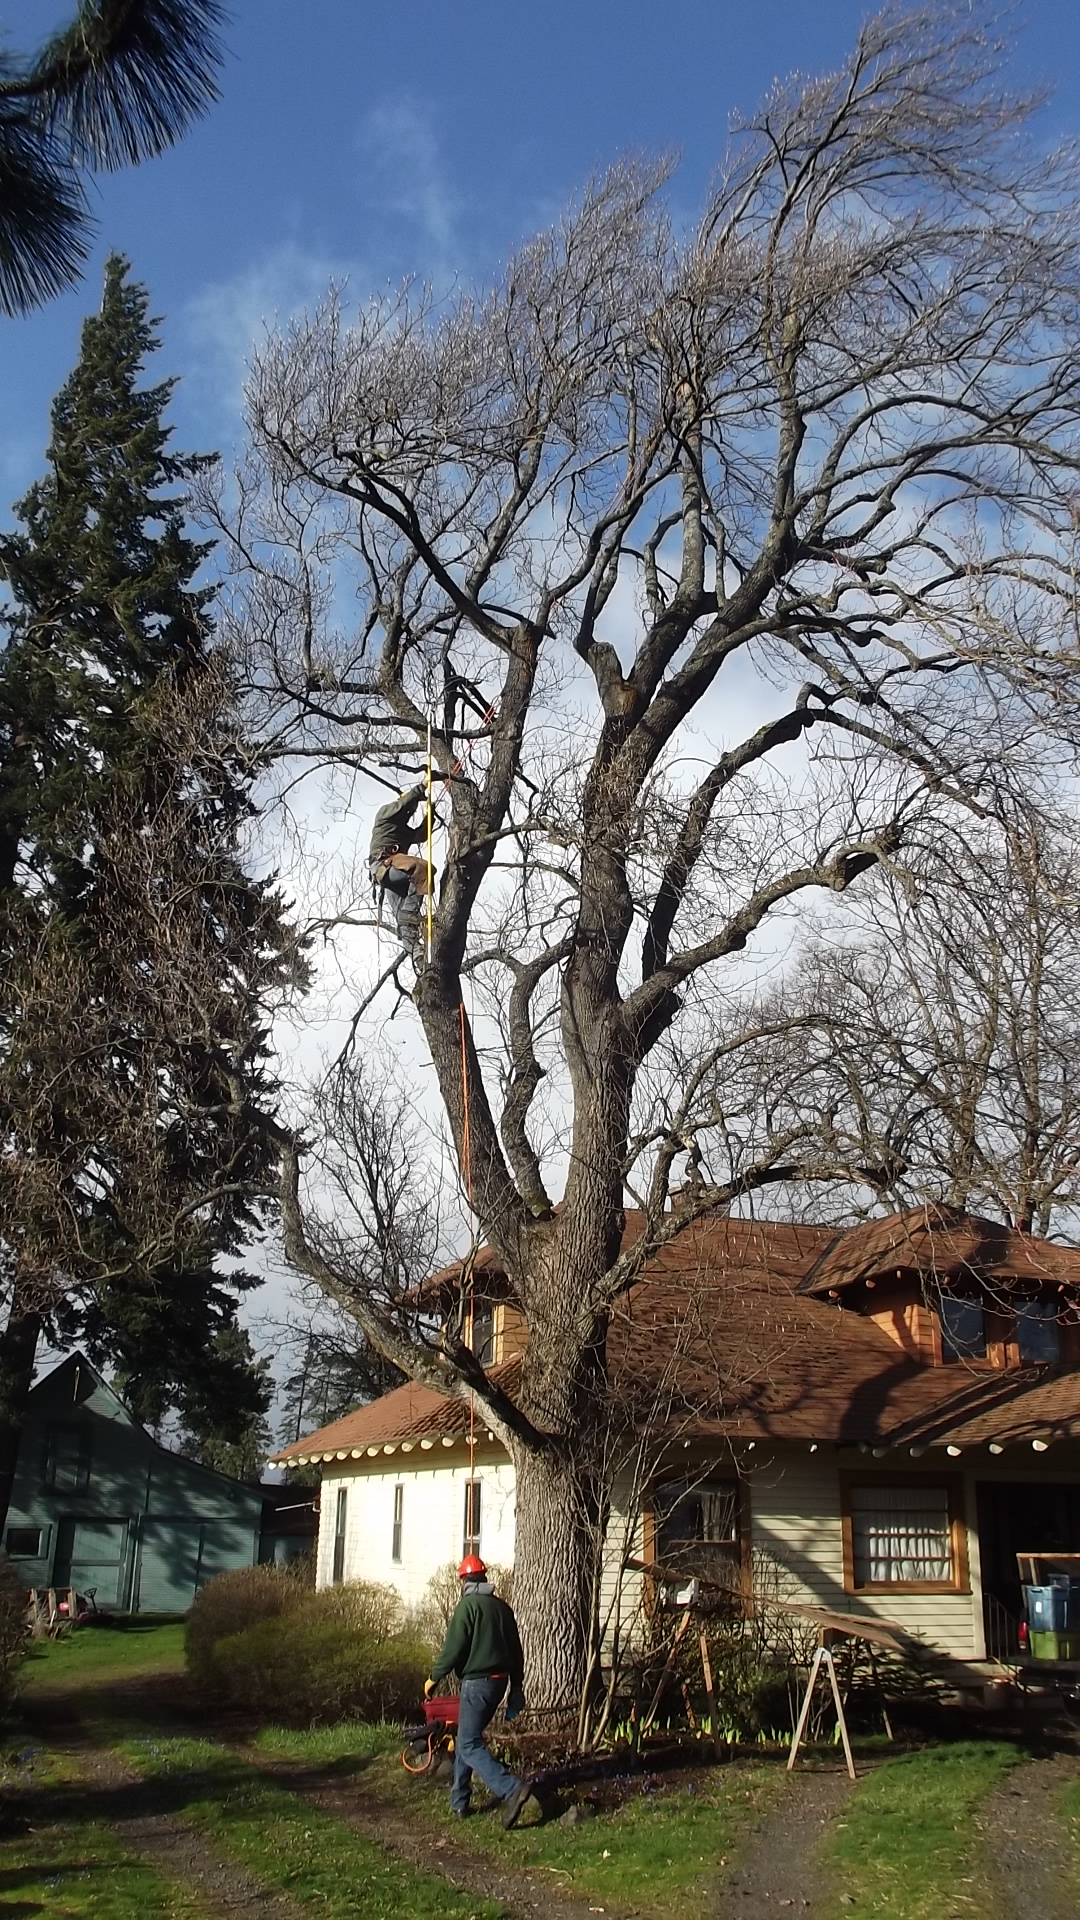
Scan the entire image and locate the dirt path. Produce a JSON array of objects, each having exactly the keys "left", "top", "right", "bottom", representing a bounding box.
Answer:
[
  {"left": 977, "top": 1753, "right": 1080, "bottom": 1920},
  {"left": 27, "top": 1685, "right": 617, "bottom": 1920},
  {"left": 23, "top": 1698, "right": 304, "bottom": 1919},
  {"left": 243, "top": 1743, "right": 624, "bottom": 1920},
  {"left": 712, "top": 1767, "right": 856, "bottom": 1916}
]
